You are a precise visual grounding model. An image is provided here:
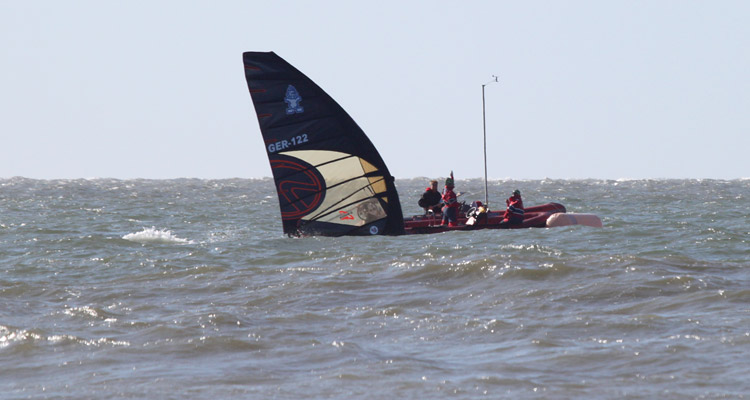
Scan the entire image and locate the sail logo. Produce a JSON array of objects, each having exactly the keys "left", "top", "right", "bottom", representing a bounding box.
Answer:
[
  {"left": 284, "top": 85, "right": 304, "bottom": 115},
  {"left": 270, "top": 156, "right": 325, "bottom": 220},
  {"left": 338, "top": 210, "right": 354, "bottom": 220}
]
